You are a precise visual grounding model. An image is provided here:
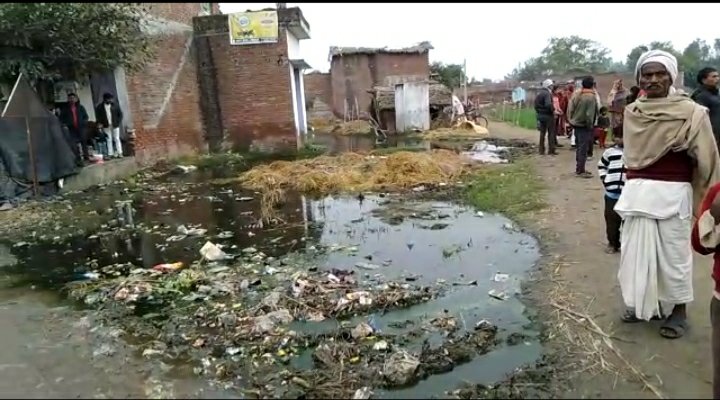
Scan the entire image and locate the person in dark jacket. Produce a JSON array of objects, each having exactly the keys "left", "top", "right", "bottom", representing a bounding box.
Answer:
[
  {"left": 95, "top": 93, "right": 124, "bottom": 158},
  {"left": 534, "top": 78, "right": 557, "bottom": 156},
  {"left": 691, "top": 67, "right": 720, "bottom": 147},
  {"left": 567, "top": 76, "right": 598, "bottom": 178},
  {"left": 58, "top": 93, "right": 89, "bottom": 165}
]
